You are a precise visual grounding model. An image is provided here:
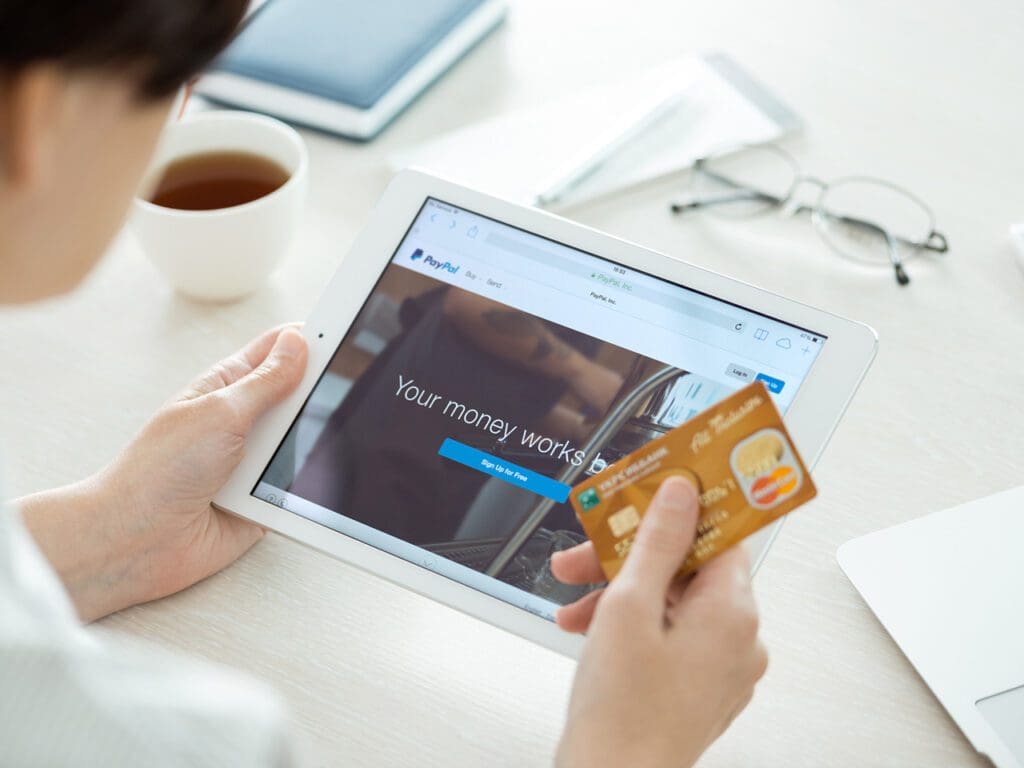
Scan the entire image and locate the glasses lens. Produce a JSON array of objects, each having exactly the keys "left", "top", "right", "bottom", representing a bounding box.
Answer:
[
  {"left": 691, "top": 145, "right": 798, "bottom": 218},
  {"left": 814, "top": 178, "right": 934, "bottom": 264}
]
